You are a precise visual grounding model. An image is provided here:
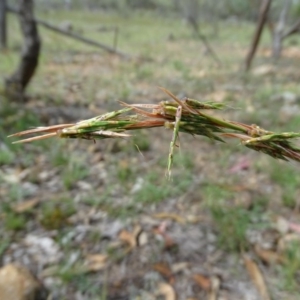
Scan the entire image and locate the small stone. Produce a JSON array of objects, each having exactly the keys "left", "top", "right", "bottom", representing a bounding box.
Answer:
[
  {"left": 0, "top": 263, "right": 47, "bottom": 300},
  {"left": 24, "top": 235, "right": 62, "bottom": 265}
]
